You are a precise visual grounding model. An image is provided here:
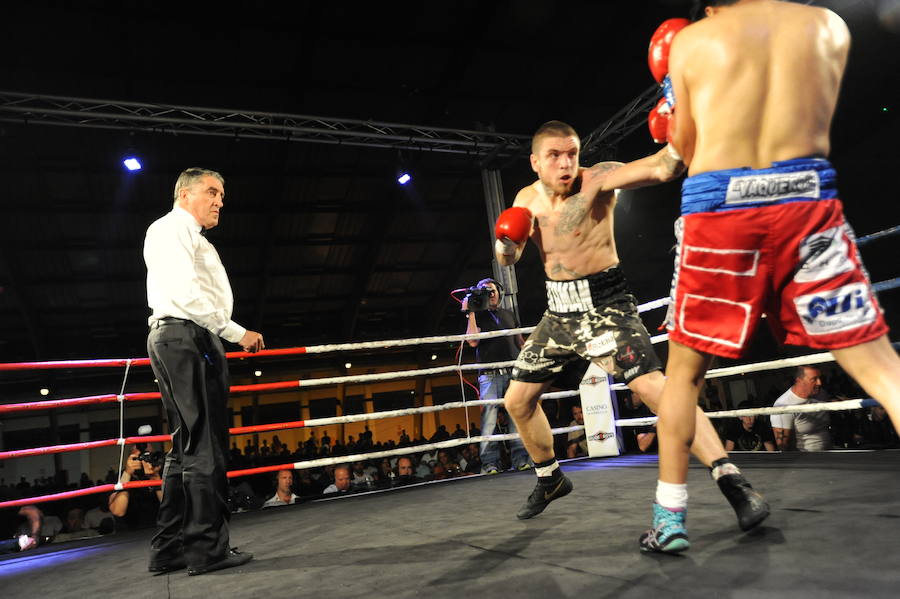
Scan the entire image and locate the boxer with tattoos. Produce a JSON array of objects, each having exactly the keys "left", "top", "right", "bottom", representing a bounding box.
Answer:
[{"left": 496, "top": 121, "right": 769, "bottom": 531}]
